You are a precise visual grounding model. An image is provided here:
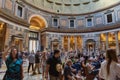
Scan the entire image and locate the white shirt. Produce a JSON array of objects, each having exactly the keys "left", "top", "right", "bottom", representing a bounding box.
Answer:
[{"left": 99, "top": 60, "right": 120, "bottom": 80}]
